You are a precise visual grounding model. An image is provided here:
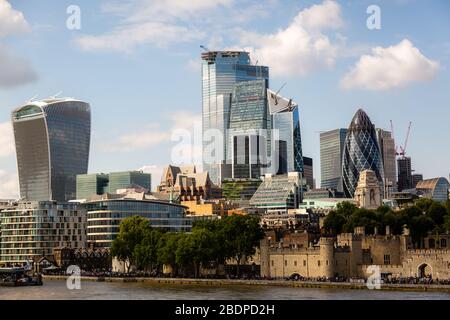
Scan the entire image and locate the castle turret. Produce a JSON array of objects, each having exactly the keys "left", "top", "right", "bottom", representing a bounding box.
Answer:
[{"left": 320, "top": 237, "right": 335, "bottom": 278}]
